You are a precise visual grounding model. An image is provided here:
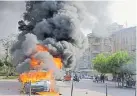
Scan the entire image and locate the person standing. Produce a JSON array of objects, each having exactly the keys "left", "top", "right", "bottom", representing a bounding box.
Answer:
[
  {"left": 100, "top": 74, "right": 105, "bottom": 83},
  {"left": 102, "top": 74, "right": 105, "bottom": 83}
]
